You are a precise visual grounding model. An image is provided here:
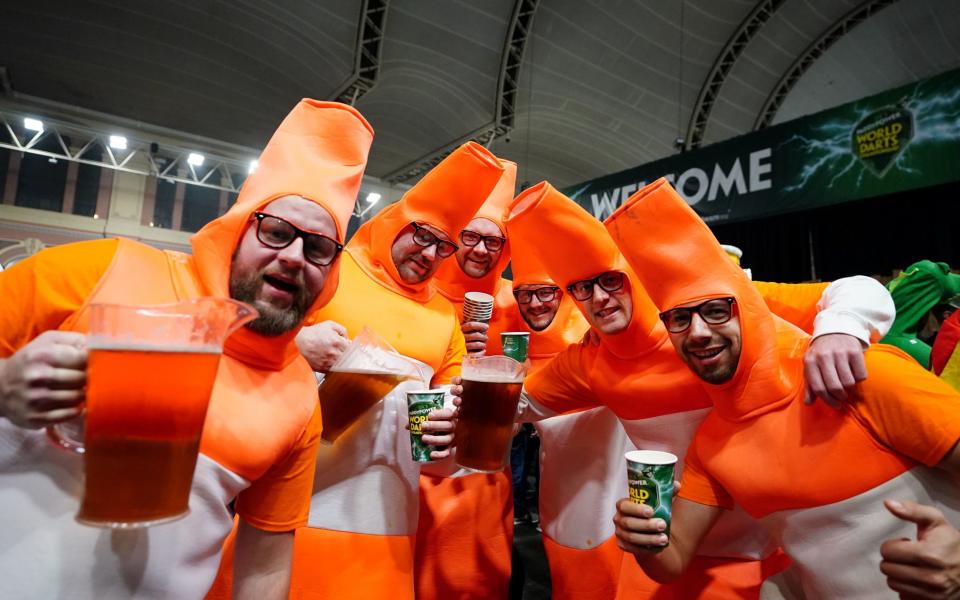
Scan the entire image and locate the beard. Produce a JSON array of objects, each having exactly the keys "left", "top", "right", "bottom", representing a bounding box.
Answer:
[{"left": 229, "top": 267, "right": 312, "bottom": 337}]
